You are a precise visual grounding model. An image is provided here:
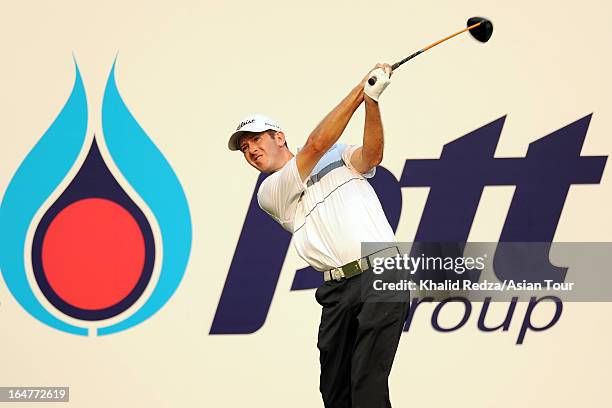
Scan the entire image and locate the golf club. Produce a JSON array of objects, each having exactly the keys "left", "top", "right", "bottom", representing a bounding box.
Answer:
[{"left": 368, "top": 16, "right": 493, "bottom": 85}]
